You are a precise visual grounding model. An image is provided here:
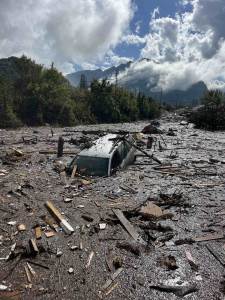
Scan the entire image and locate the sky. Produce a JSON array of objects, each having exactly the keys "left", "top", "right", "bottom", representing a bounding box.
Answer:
[{"left": 0, "top": 0, "right": 225, "bottom": 91}]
